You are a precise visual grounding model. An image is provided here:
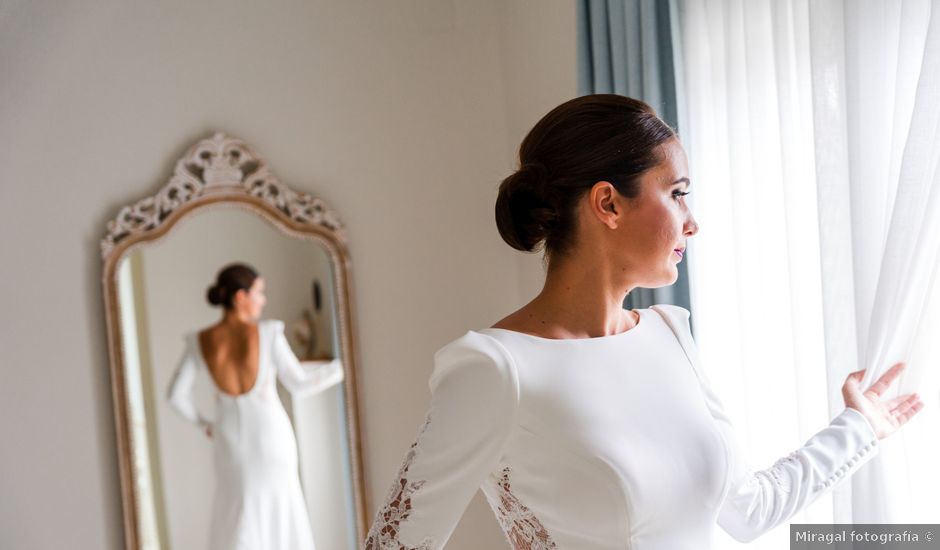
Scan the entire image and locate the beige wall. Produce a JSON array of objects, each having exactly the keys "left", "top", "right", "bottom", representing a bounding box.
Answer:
[{"left": 0, "top": 1, "right": 575, "bottom": 548}]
